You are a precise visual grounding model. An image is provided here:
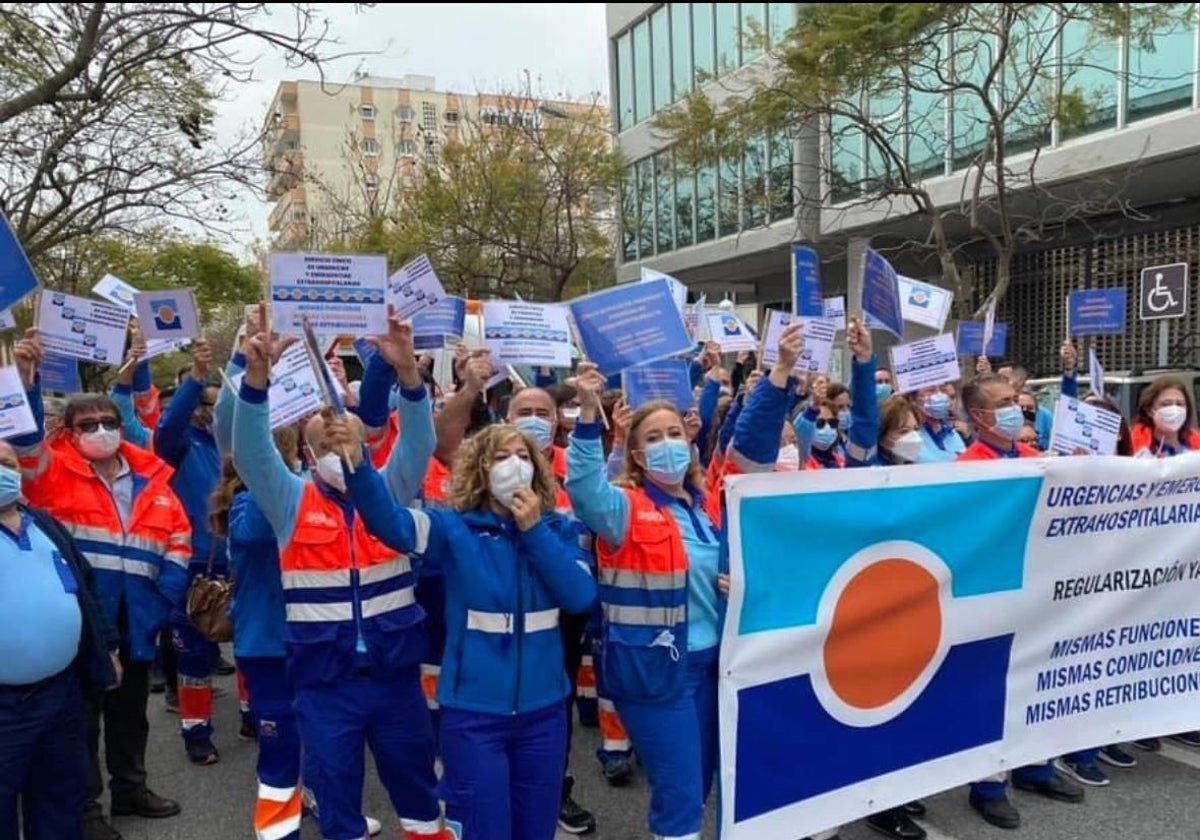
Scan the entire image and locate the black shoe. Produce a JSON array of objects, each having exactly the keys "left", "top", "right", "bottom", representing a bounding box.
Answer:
[
  {"left": 1098, "top": 744, "right": 1138, "bottom": 768},
  {"left": 969, "top": 794, "right": 1021, "bottom": 830},
  {"left": 602, "top": 755, "right": 633, "bottom": 787},
  {"left": 111, "top": 788, "right": 182, "bottom": 819},
  {"left": 239, "top": 719, "right": 257, "bottom": 741},
  {"left": 149, "top": 669, "right": 165, "bottom": 694},
  {"left": 1013, "top": 769, "right": 1085, "bottom": 803},
  {"left": 1172, "top": 730, "right": 1200, "bottom": 747},
  {"left": 164, "top": 688, "right": 178, "bottom": 714},
  {"left": 213, "top": 653, "right": 236, "bottom": 676},
  {"left": 84, "top": 814, "right": 124, "bottom": 840},
  {"left": 186, "top": 738, "right": 220, "bottom": 766},
  {"left": 1134, "top": 737, "right": 1162, "bottom": 751},
  {"left": 866, "top": 808, "right": 926, "bottom": 839},
  {"left": 901, "top": 800, "right": 927, "bottom": 818},
  {"left": 557, "top": 776, "right": 596, "bottom": 835}
]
